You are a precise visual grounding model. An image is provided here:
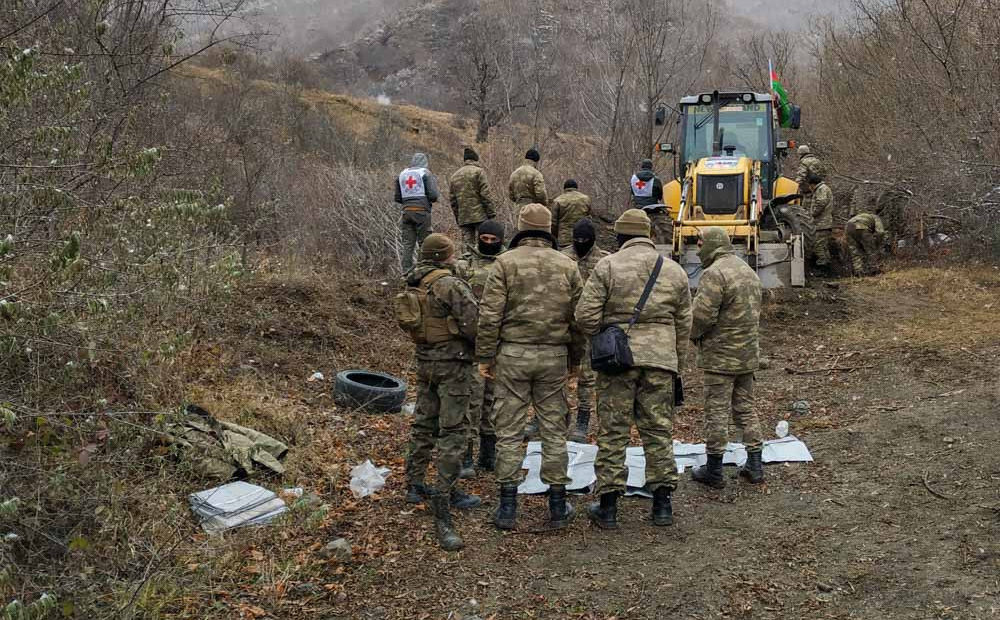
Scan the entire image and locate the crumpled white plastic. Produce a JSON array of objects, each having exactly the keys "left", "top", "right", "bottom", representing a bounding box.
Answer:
[{"left": 349, "top": 459, "right": 391, "bottom": 499}]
